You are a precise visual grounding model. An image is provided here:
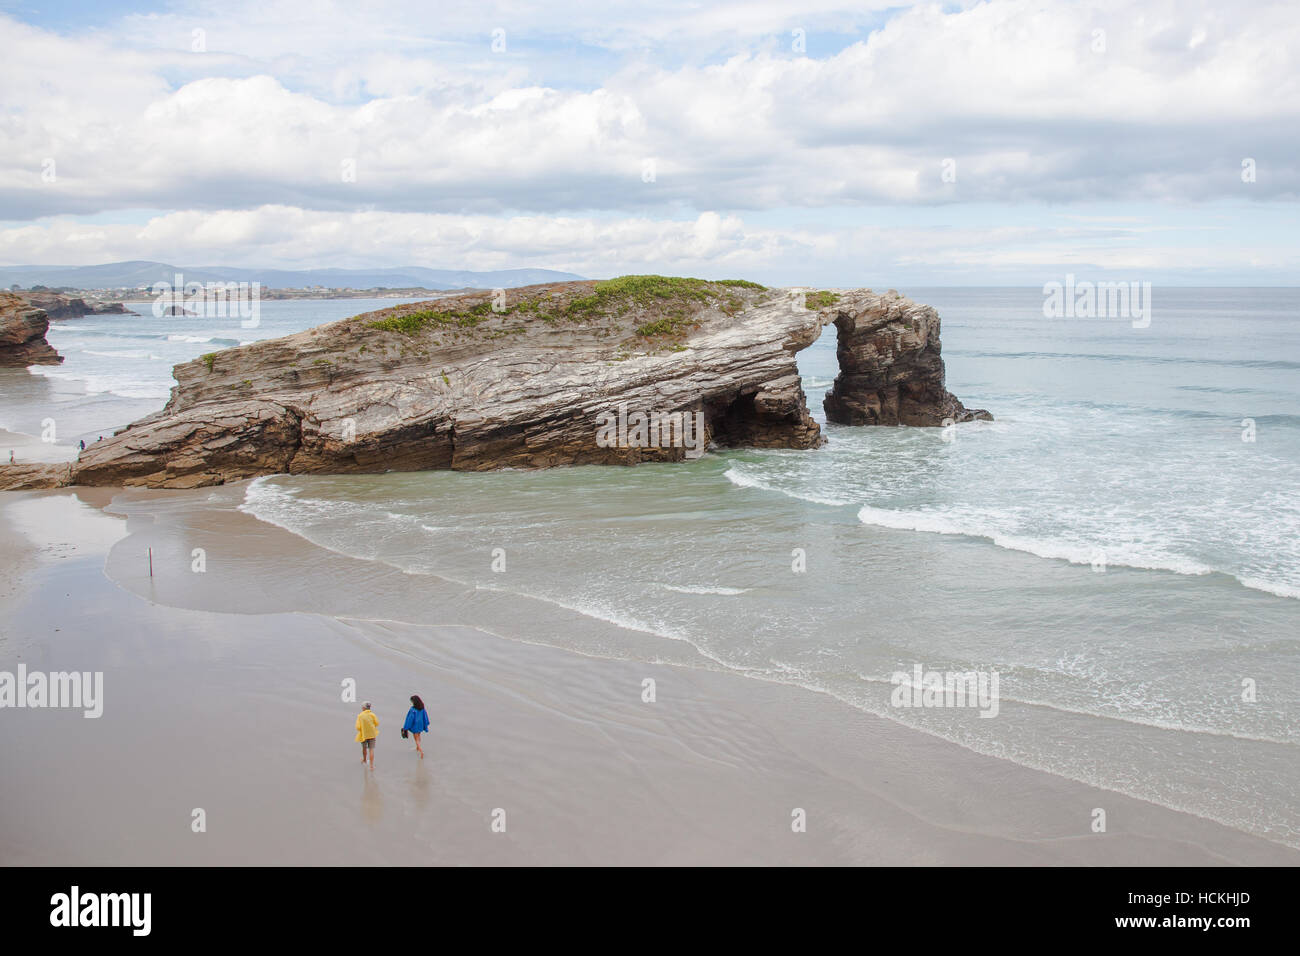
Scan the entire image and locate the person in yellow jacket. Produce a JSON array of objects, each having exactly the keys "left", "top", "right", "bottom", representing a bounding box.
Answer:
[{"left": 355, "top": 702, "right": 379, "bottom": 769}]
